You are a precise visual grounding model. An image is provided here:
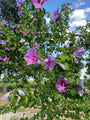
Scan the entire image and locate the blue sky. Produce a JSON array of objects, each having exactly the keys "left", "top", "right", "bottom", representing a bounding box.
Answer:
[
  {"left": 43, "top": 0, "right": 90, "bottom": 16},
  {"left": 43, "top": 0, "right": 90, "bottom": 30}
]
